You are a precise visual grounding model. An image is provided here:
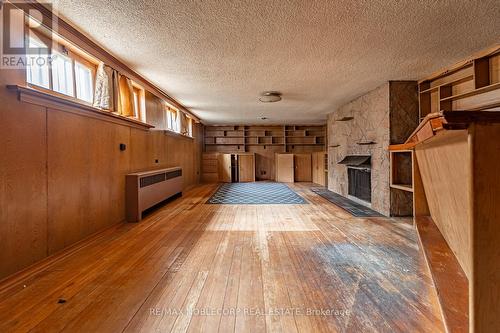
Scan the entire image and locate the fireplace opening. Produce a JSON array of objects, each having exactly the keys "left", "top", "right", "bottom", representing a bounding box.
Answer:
[
  {"left": 348, "top": 167, "right": 371, "bottom": 203},
  {"left": 338, "top": 155, "right": 372, "bottom": 204}
]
